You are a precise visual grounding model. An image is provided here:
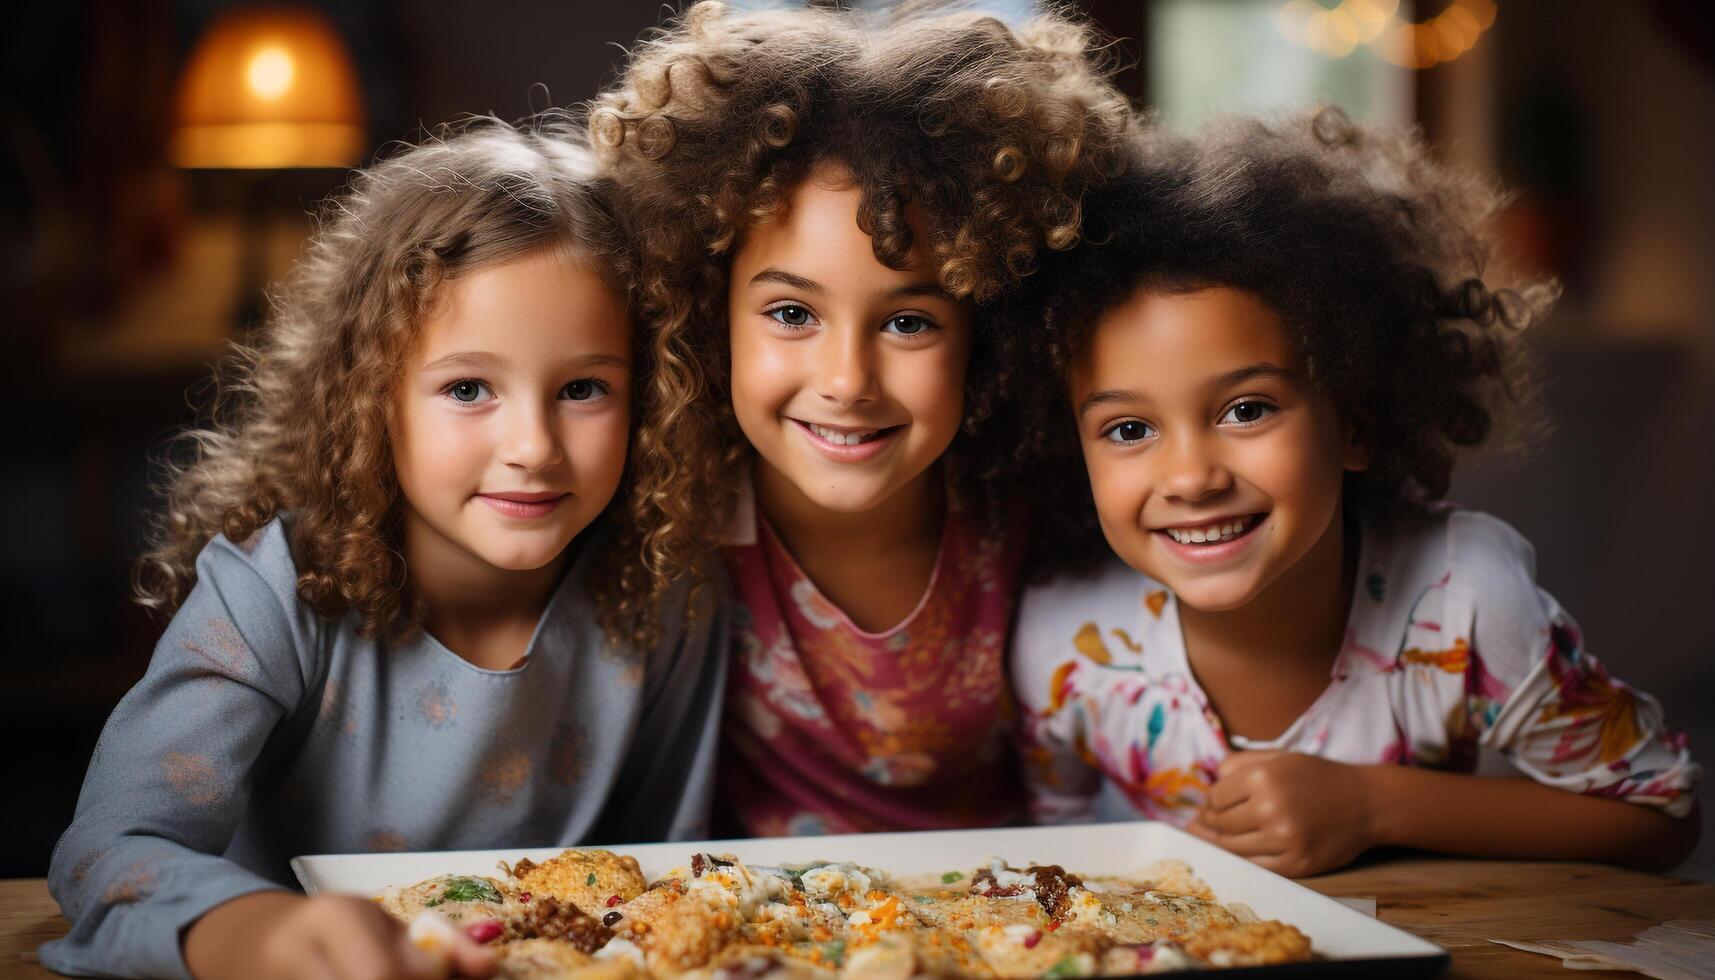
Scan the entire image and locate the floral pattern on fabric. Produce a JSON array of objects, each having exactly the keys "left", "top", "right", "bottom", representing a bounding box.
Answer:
[
  {"left": 720, "top": 498, "right": 1025, "bottom": 836},
  {"left": 1013, "top": 509, "right": 1701, "bottom": 827}
]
